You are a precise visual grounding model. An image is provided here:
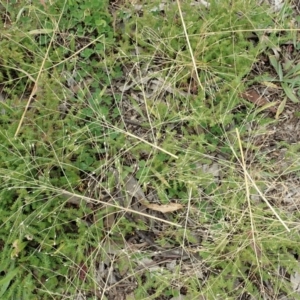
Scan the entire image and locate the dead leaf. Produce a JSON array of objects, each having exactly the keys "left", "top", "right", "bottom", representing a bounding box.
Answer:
[
  {"left": 114, "top": 169, "right": 183, "bottom": 213},
  {"left": 114, "top": 171, "right": 148, "bottom": 223},
  {"left": 39, "top": 0, "right": 47, "bottom": 9},
  {"left": 78, "top": 263, "right": 88, "bottom": 281},
  {"left": 112, "top": 169, "right": 146, "bottom": 208},
  {"left": 142, "top": 202, "right": 183, "bottom": 213},
  {"left": 291, "top": 271, "right": 300, "bottom": 294},
  {"left": 240, "top": 89, "right": 277, "bottom": 113},
  {"left": 124, "top": 174, "right": 146, "bottom": 201}
]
